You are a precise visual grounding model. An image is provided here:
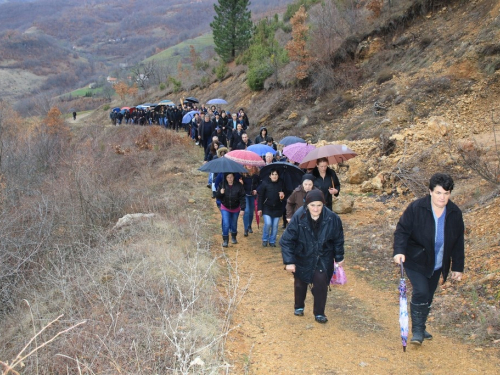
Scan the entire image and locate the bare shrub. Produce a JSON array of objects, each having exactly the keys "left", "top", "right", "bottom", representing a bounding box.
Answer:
[
  {"left": 456, "top": 113, "right": 500, "bottom": 186},
  {"left": 310, "top": 61, "right": 361, "bottom": 95},
  {"left": 135, "top": 126, "right": 192, "bottom": 151},
  {"left": 412, "top": 76, "right": 451, "bottom": 94},
  {"left": 388, "top": 140, "right": 440, "bottom": 197},
  {"left": 376, "top": 69, "right": 394, "bottom": 85}
]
